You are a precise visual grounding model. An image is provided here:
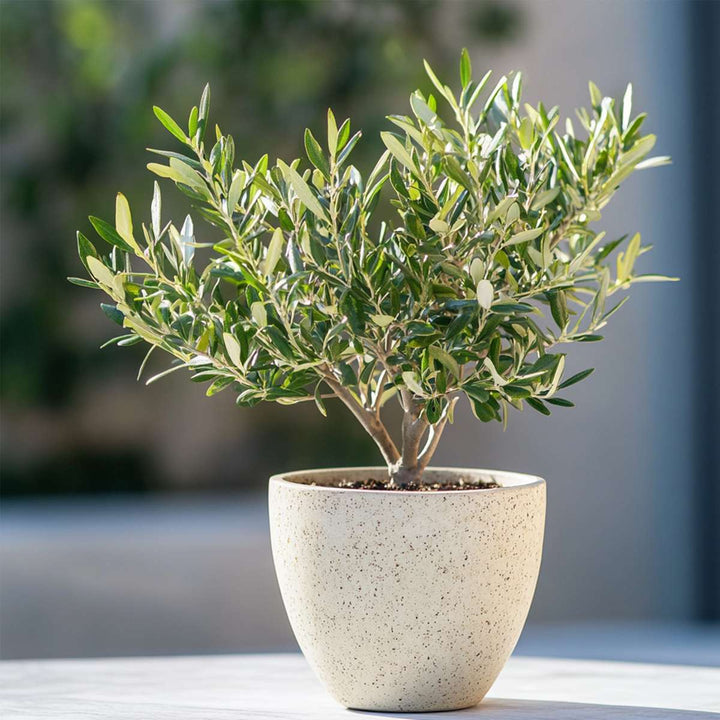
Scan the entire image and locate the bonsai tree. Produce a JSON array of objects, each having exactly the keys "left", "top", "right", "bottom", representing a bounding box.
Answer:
[{"left": 72, "top": 51, "right": 673, "bottom": 487}]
